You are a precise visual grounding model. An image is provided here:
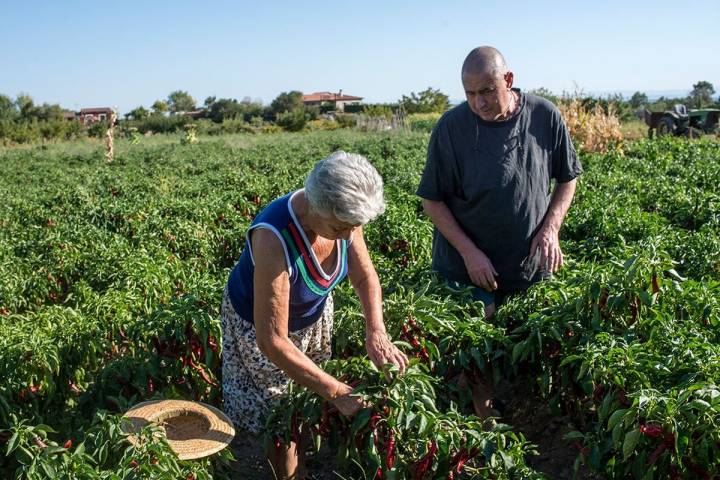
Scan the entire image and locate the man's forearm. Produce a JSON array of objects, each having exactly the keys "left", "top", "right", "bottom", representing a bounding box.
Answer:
[
  {"left": 542, "top": 179, "right": 577, "bottom": 232},
  {"left": 422, "top": 199, "right": 477, "bottom": 258}
]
